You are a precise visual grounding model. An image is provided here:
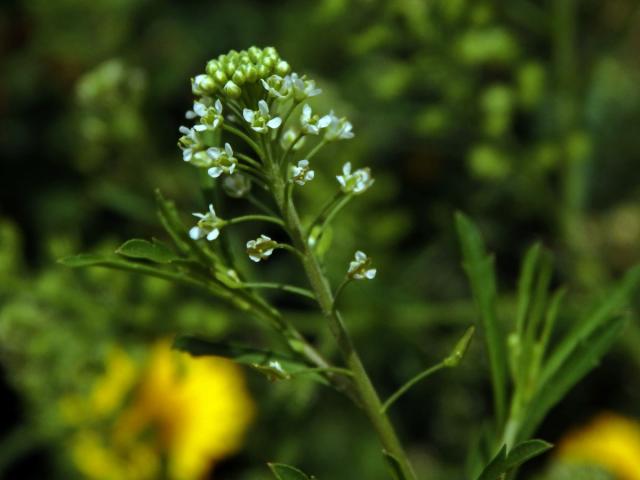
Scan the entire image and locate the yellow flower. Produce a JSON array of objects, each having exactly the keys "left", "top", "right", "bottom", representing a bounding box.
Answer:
[
  {"left": 64, "top": 339, "right": 255, "bottom": 480},
  {"left": 556, "top": 412, "right": 640, "bottom": 480}
]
